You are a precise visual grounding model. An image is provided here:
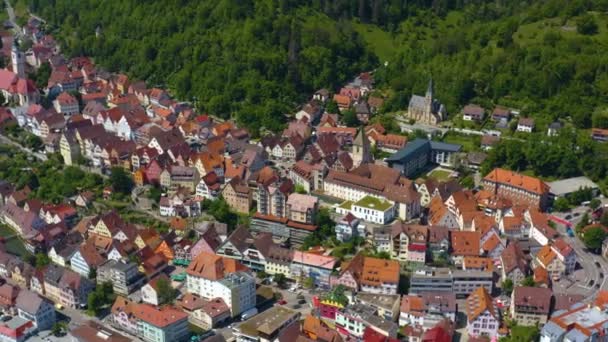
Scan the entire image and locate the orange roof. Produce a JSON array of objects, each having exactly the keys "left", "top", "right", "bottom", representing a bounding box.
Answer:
[
  {"left": 170, "top": 217, "right": 187, "bottom": 231},
  {"left": 533, "top": 266, "right": 550, "bottom": 286},
  {"left": 464, "top": 256, "right": 494, "bottom": 272},
  {"left": 466, "top": 287, "right": 496, "bottom": 321},
  {"left": 333, "top": 94, "right": 352, "bottom": 107},
  {"left": 186, "top": 252, "right": 249, "bottom": 280},
  {"left": 400, "top": 295, "right": 426, "bottom": 315},
  {"left": 474, "top": 215, "right": 497, "bottom": 235},
  {"left": 481, "top": 234, "right": 502, "bottom": 252},
  {"left": 360, "top": 256, "right": 400, "bottom": 287},
  {"left": 483, "top": 168, "right": 549, "bottom": 195},
  {"left": 316, "top": 126, "right": 357, "bottom": 136},
  {"left": 428, "top": 196, "right": 450, "bottom": 225},
  {"left": 451, "top": 231, "right": 480, "bottom": 256},
  {"left": 536, "top": 244, "right": 557, "bottom": 267},
  {"left": 132, "top": 303, "right": 188, "bottom": 328}
]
